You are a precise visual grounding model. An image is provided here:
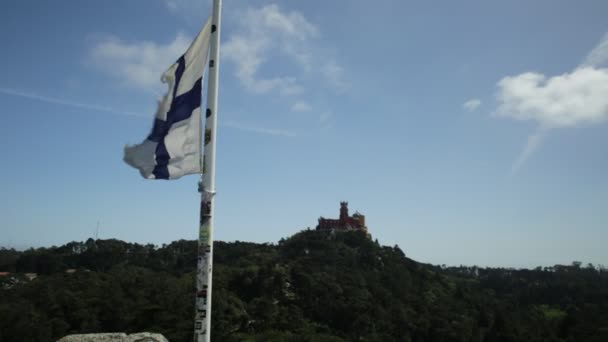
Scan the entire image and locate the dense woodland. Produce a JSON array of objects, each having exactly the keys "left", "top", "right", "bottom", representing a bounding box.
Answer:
[{"left": 1, "top": 229, "right": 607, "bottom": 341}]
